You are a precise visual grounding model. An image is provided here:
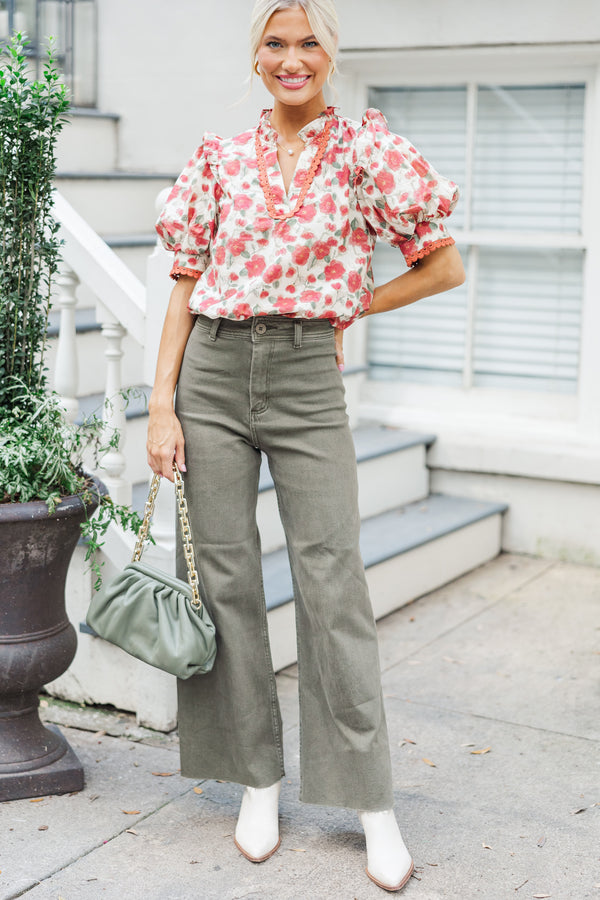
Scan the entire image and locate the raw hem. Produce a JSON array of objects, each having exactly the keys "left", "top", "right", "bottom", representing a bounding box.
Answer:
[
  {"left": 179, "top": 762, "right": 286, "bottom": 788},
  {"left": 299, "top": 786, "right": 395, "bottom": 812}
]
